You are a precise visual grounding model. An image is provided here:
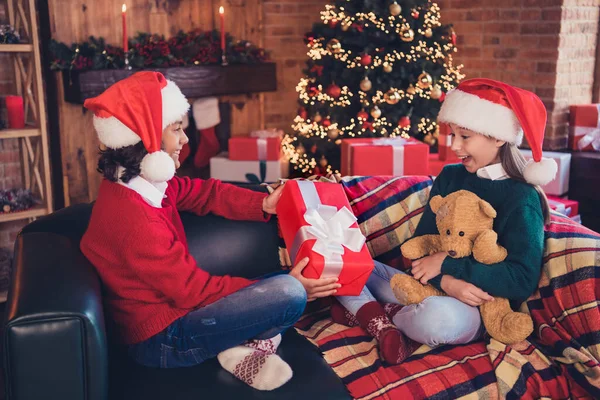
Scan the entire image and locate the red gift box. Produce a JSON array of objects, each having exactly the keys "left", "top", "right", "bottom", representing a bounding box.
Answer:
[
  {"left": 228, "top": 137, "right": 282, "bottom": 161},
  {"left": 340, "top": 137, "right": 429, "bottom": 176},
  {"left": 568, "top": 104, "right": 600, "bottom": 152},
  {"left": 437, "top": 123, "right": 459, "bottom": 161},
  {"left": 276, "top": 180, "right": 374, "bottom": 296},
  {"left": 547, "top": 195, "right": 579, "bottom": 218}
]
